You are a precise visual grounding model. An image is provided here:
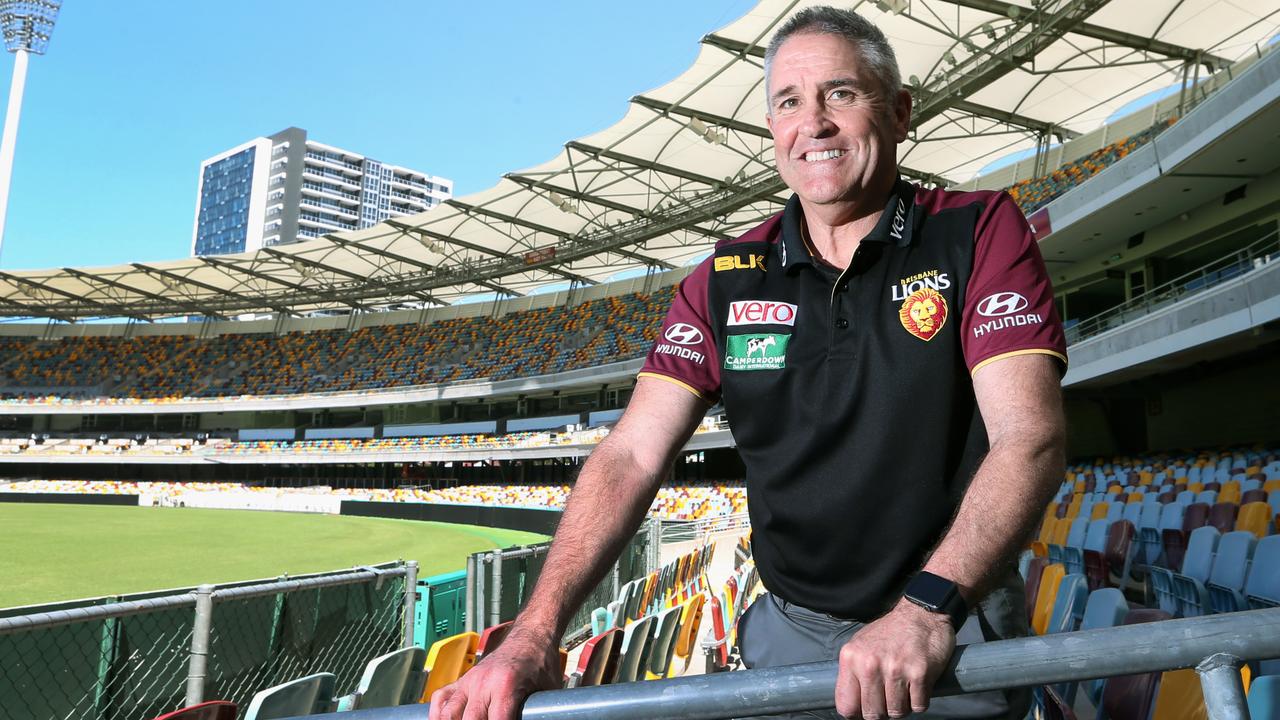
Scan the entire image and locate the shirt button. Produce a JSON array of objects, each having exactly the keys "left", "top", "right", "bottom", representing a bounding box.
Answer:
[
  {"left": 837, "top": 282, "right": 849, "bottom": 292},
  {"left": 835, "top": 318, "right": 849, "bottom": 329}
]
